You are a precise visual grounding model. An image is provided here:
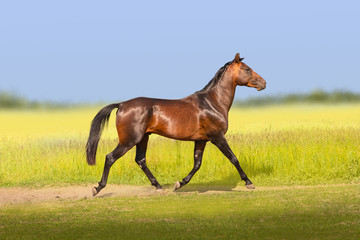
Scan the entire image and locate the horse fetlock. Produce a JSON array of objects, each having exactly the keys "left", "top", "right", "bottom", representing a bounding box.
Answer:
[
  {"left": 98, "top": 181, "right": 106, "bottom": 188},
  {"left": 151, "top": 181, "right": 161, "bottom": 188}
]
